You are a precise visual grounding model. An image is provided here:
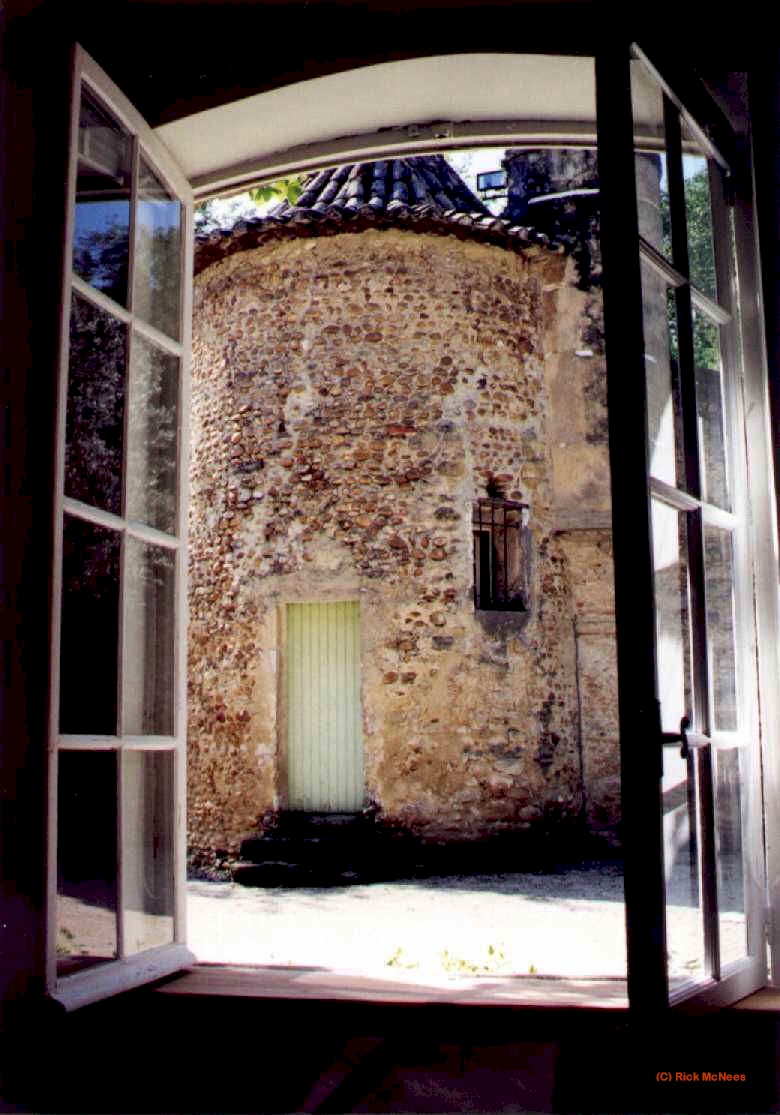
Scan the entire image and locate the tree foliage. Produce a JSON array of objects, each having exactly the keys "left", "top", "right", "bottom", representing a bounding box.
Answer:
[
  {"left": 660, "top": 168, "right": 720, "bottom": 370},
  {"left": 194, "top": 177, "right": 305, "bottom": 233}
]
